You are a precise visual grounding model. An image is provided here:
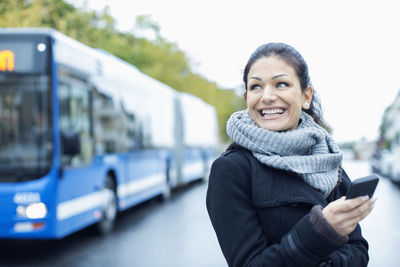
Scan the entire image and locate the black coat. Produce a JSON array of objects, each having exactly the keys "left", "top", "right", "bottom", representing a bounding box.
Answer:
[{"left": 206, "top": 144, "right": 368, "bottom": 267}]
